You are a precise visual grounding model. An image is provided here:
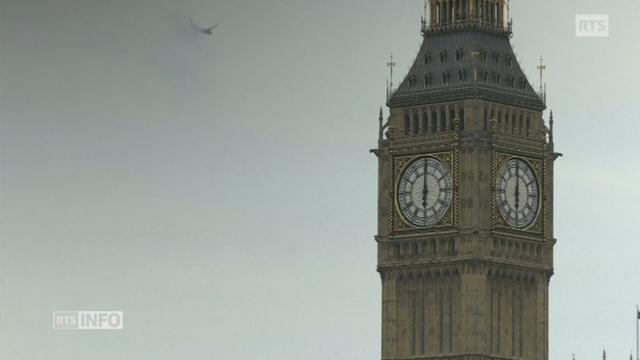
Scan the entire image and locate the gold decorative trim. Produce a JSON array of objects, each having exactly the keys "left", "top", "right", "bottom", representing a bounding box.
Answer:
[
  {"left": 492, "top": 153, "right": 543, "bottom": 234},
  {"left": 393, "top": 151, "right": 457, "bottom": 232}
]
